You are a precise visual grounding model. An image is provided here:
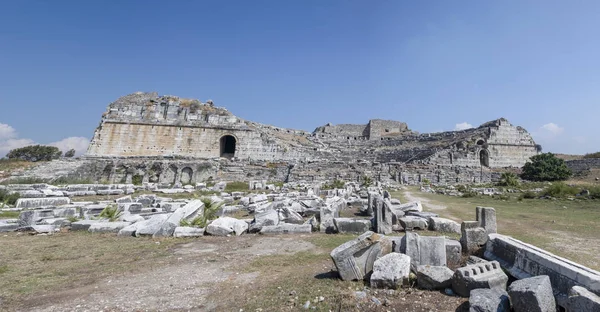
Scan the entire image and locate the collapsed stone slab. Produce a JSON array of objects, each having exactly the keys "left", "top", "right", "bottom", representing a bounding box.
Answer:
[
  {"left": 330, "top": 231, "right": 392, "bottom": 281},
  {"left": 88, "top": 221, "right": 131, "bottom": 233},
  {"left": 399, "top": 216, "right": 428, "bottom": 230},
  {"left": 260, "top": 224, "right": 311, "bottom": 234},
  {"left": 373, "top": 196, "right": 392, "bottom": 234},
  {"left": 401, "top": 232, "right": 447, "bottom": 269},
  {"left": 445, "top": 239, "right": 463, "bottom": 269},
  {"left": 508, "top": 275, "right": 556, "bottom": 312},
  {"left": 452, "top": 261, "right": 508, "bottom": 297},
  {"left": 417, "top": 265, "right": 454, "bottom": 290},
  {"left": 476, "top": 207, "right": 497, "bottom": 234},
  {"left": 206, "top": 217, "right": 248, "bottom": 236},
  {"left": 485, "top": 233, "right": 600, "bottom": 306},
  {"left": 469, "top": 288, "right": 510, "bottom": 312},
  {"left": 370, "top": 253, "right": 411, "bottom": 289},
  {"left": 333, "top": 218, "right": 371, "bottom": 234},
  {"left": 153, "top": 200, "right": 204, "bottom": 238},
  {"left": 461, "top": 221, "right": 488, "bottom": 254},
  {"left": 15, "top": 197, "right": 71, "bottom": 209},
  {"left": 173, "top": 226, "right": 205, "bottom": 237},
  {"left": 429, "top": 217, "right": 461, "bottom": 234},
  {"left": 565, "top": 286, "right": 600, "bottom": 312}
]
